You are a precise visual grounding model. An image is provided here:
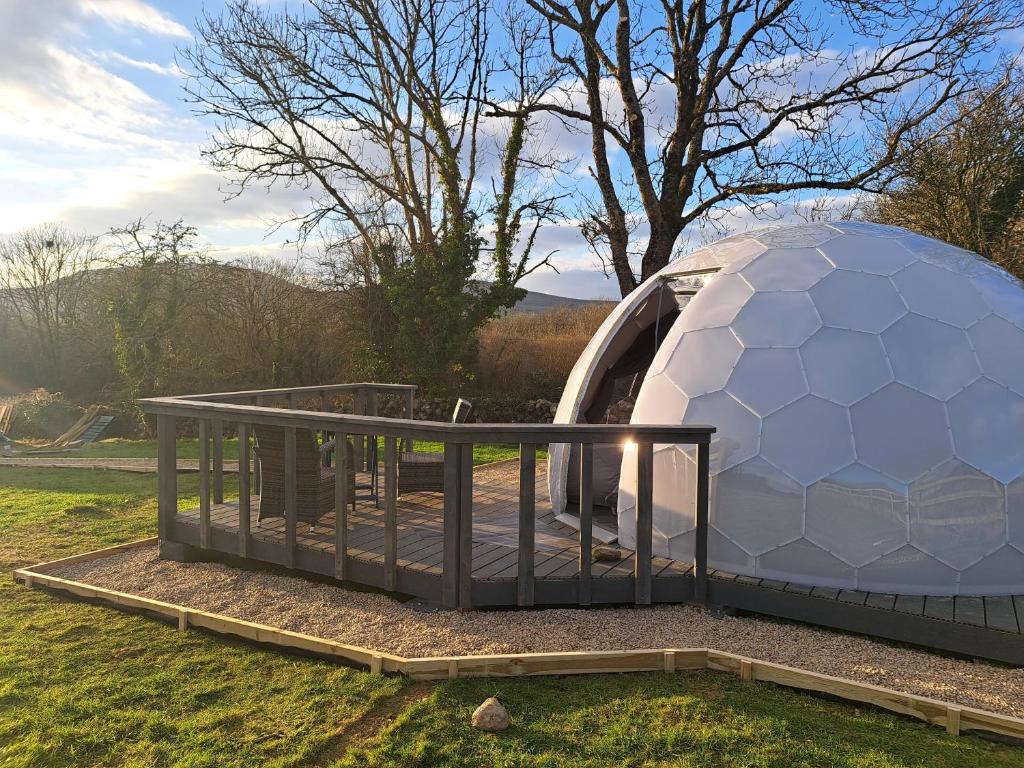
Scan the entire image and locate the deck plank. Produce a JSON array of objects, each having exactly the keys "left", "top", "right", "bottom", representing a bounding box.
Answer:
[
  {"left": 954, "top": 596, "right": 987, "bottom": 628},
  {"left": 864, "top": 593, "right": 896, "bottom": 611},
  {"left": 924, "top": 596, "right": 955, "bottom": 622},
  {"left": 983, "top": 597, "right": 1018, "bottom": 633},
  {"left": 837, "top": 590, "right": 868, "bottom": 606},
  {"left": 894, "top": 594, "right": 925, "bottom": 615}
]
